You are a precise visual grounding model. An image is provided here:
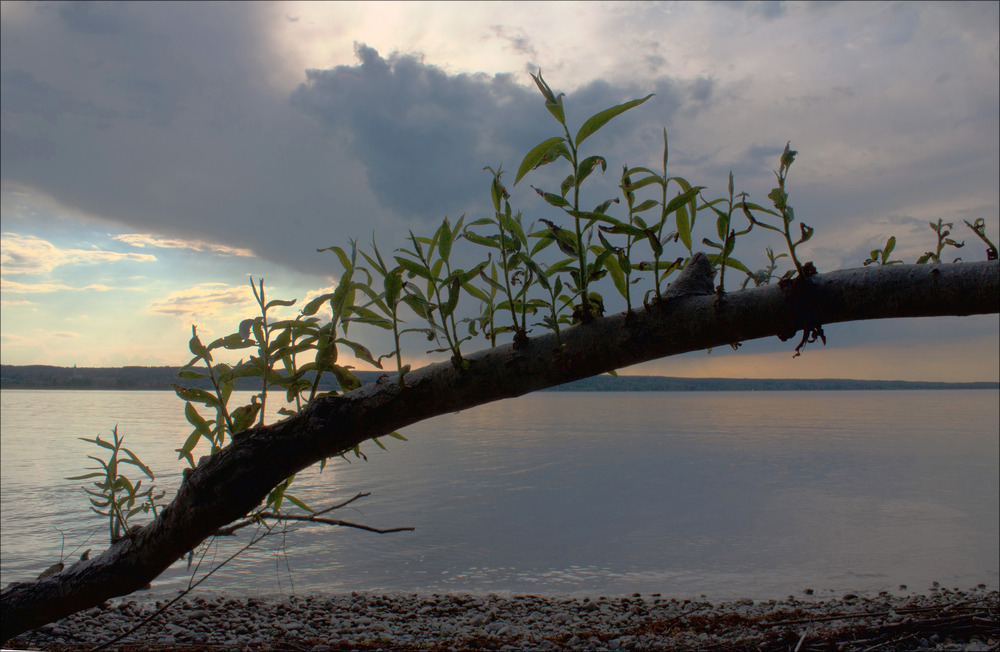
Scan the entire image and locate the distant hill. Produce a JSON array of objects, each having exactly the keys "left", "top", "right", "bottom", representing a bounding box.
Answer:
[{"left": 1, "top": 364, "right": 996, "bottom": 392}]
